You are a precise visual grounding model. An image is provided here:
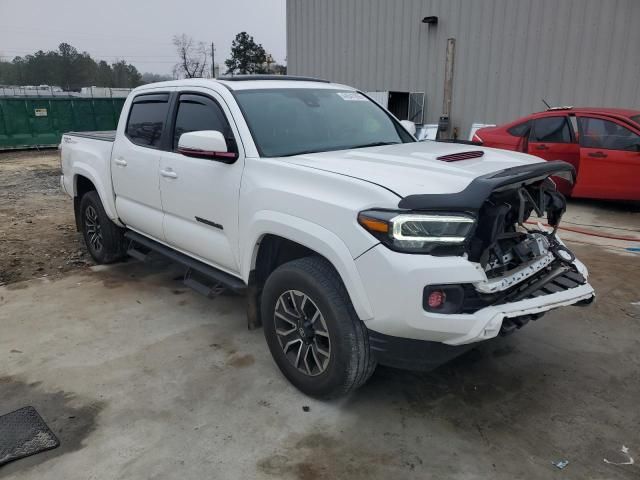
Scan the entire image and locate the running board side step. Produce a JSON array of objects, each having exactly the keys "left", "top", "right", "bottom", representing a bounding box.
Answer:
[{"left": 124, "top": 231, "right": 246, "bottom": 294}]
